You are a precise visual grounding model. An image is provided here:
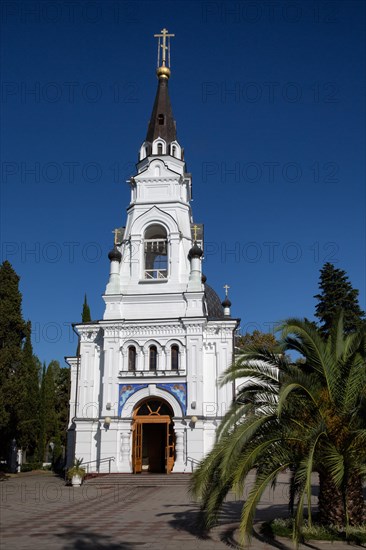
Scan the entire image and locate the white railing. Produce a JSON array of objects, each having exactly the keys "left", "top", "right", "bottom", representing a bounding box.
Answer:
[
  {"left": 118, "top": 369, "right": 185, "bottom": 377},
  {"left": 82, "top": 456, "right": 115, "bottom": 474},
  {"left": 144, "top": 269, "right": 167, "bottom": 280}
]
